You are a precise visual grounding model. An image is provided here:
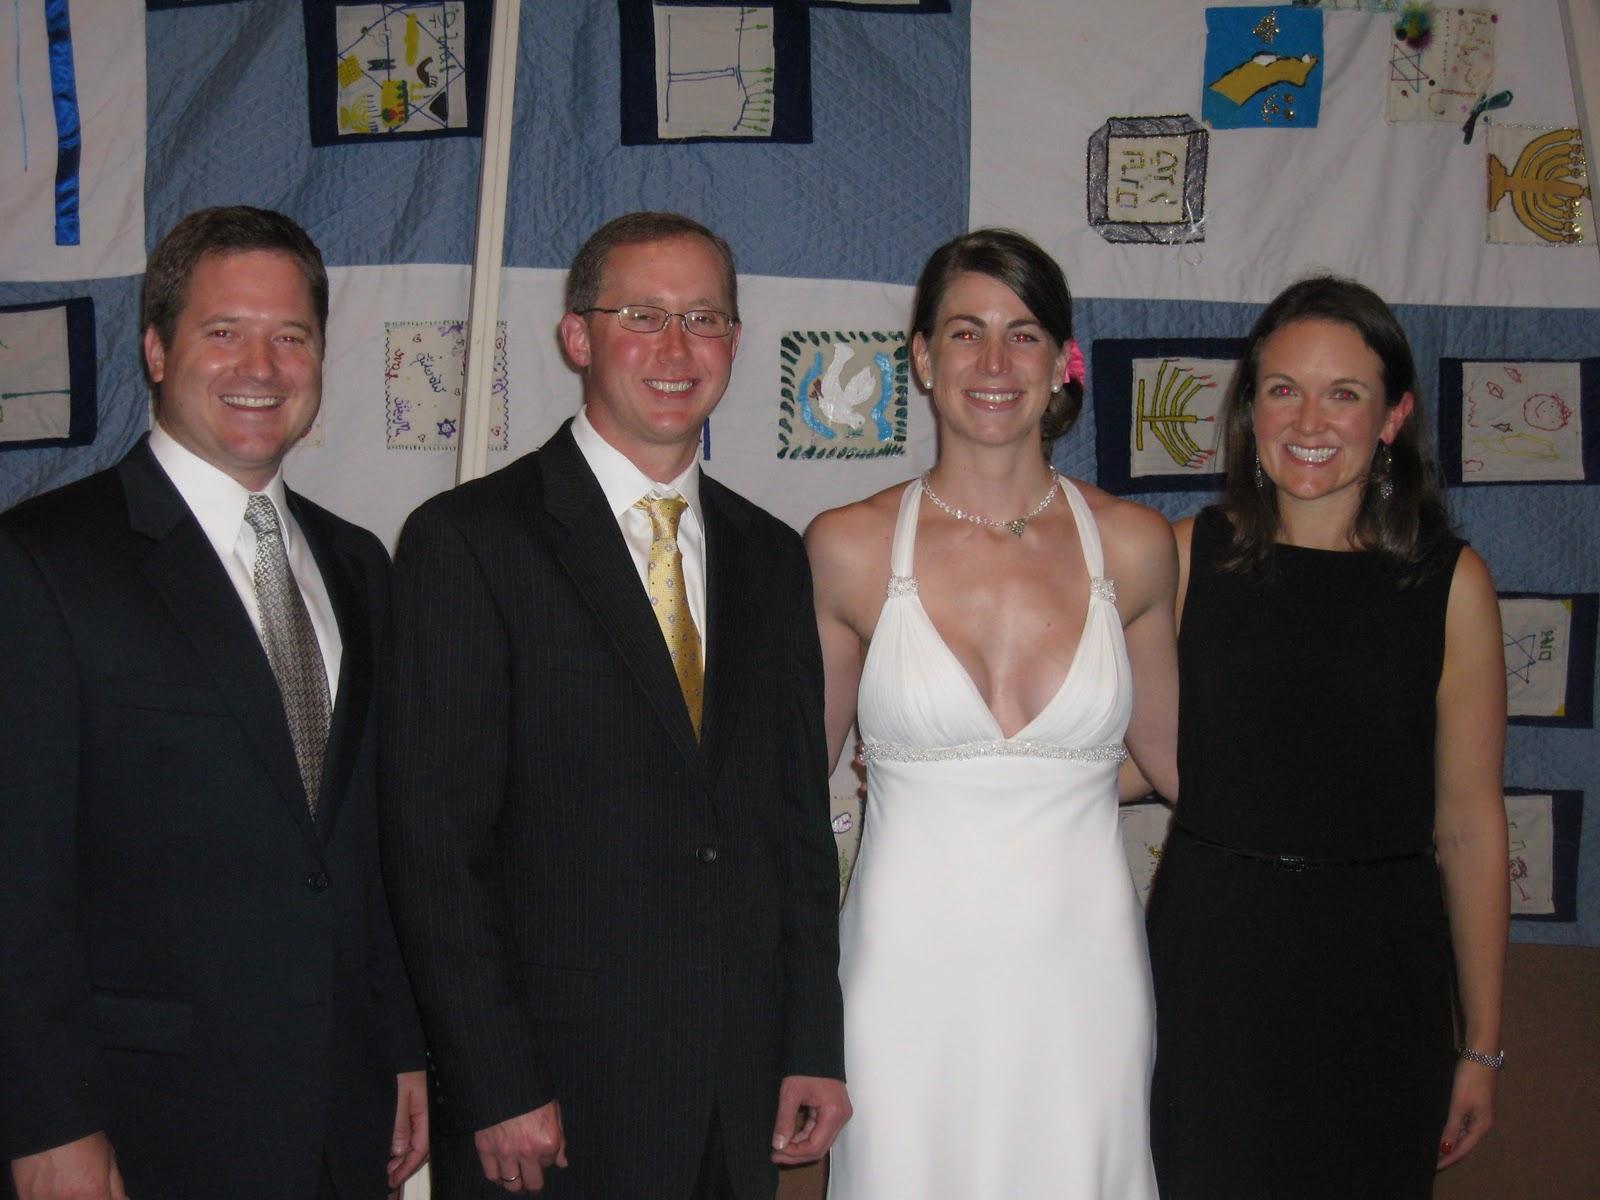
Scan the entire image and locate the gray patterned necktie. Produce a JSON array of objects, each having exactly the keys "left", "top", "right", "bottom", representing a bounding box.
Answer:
[{"left": 244, "top": 494, "right": 331, "bottom": 815}]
